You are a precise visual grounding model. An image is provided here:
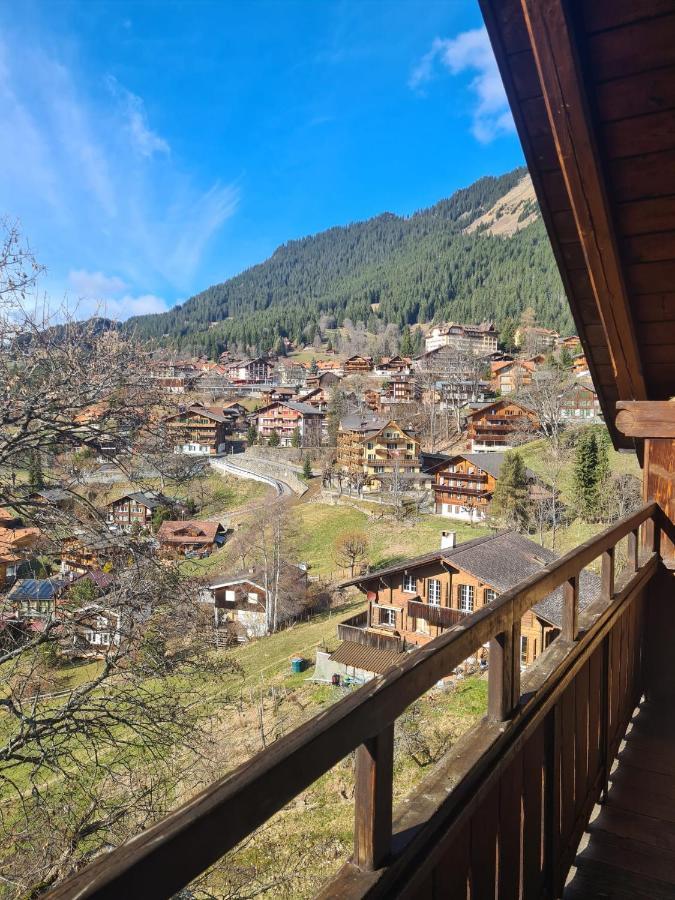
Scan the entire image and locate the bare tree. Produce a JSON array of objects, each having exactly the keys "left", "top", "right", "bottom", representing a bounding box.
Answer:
[
  {"left": 333, "top": 530, "right": 369, "bottom": 577},
  {"left": 518, "top": 364, "right": 576, "bottom": 457}
]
